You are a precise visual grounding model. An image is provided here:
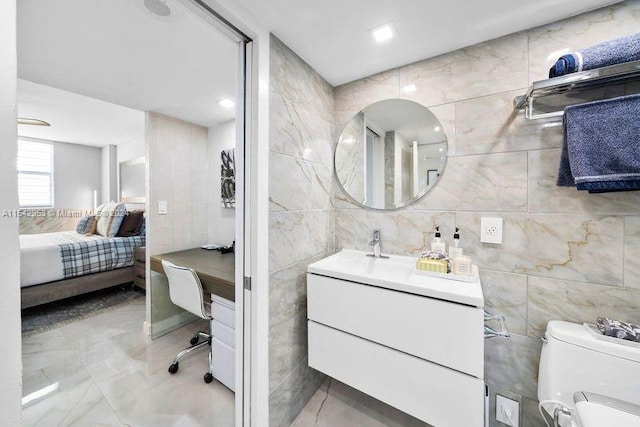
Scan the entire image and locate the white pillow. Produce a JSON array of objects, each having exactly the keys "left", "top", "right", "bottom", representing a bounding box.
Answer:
[{"left": 96, "top": 202, "right": 127, "bottom": 237}]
